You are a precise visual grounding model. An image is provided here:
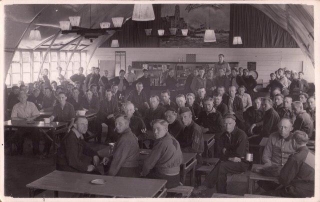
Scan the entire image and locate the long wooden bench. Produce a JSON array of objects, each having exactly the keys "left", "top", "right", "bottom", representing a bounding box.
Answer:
[{"left": 212, "top": 193, "right": 243, "bottom": 198}]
